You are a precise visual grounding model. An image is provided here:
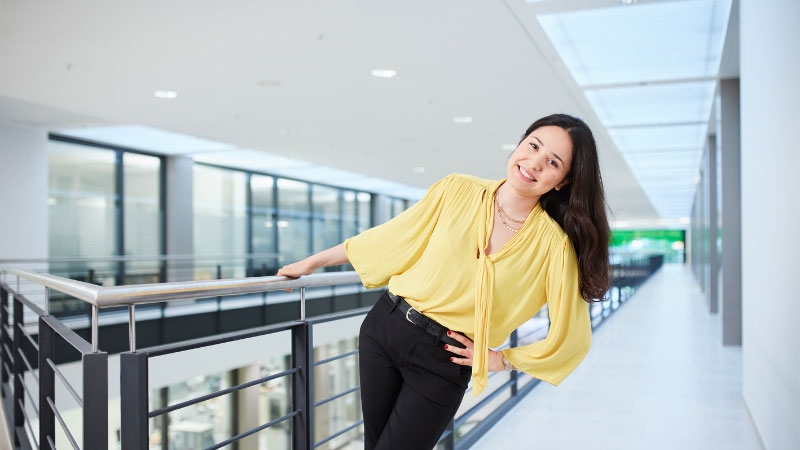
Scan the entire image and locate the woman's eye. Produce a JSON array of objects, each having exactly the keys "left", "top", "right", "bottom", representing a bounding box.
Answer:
[{"left": 548, "top": 160, "right": 558, "bottom": 168}]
